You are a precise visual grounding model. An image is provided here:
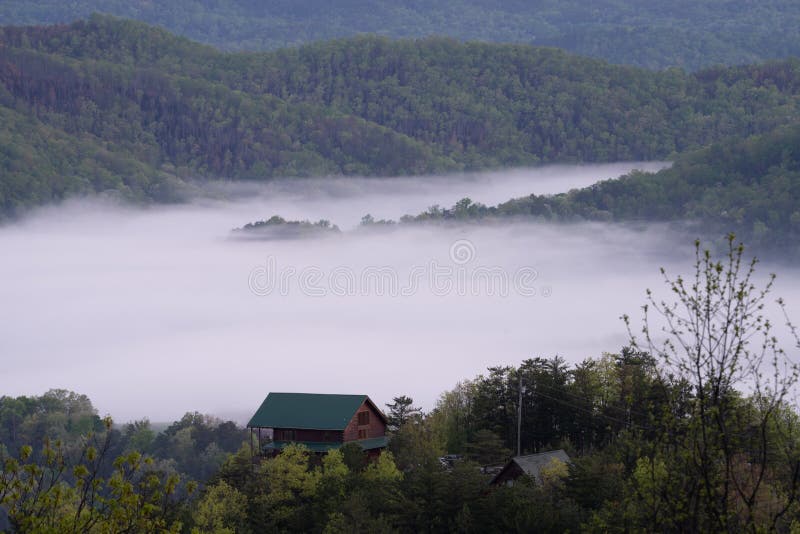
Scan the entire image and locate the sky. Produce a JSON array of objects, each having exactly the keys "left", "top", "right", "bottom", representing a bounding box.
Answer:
[{"left": 2, "top": 162, "right": 798, "bottom": 423}]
